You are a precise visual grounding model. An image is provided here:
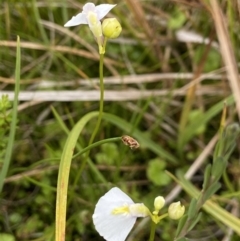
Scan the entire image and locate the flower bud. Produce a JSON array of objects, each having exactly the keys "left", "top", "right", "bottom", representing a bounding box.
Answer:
[
  {"left": 154, "top": 196, "right": 165, "bottom": 212},
  {"left": 168, "top": 201, "right": 185, "bottom": 220},
  {"left": 129, "top": 203, "right": 150, "bottom": 217},
  {"left": 102, "top": 18, "right": 122, "bottom": 38}
]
